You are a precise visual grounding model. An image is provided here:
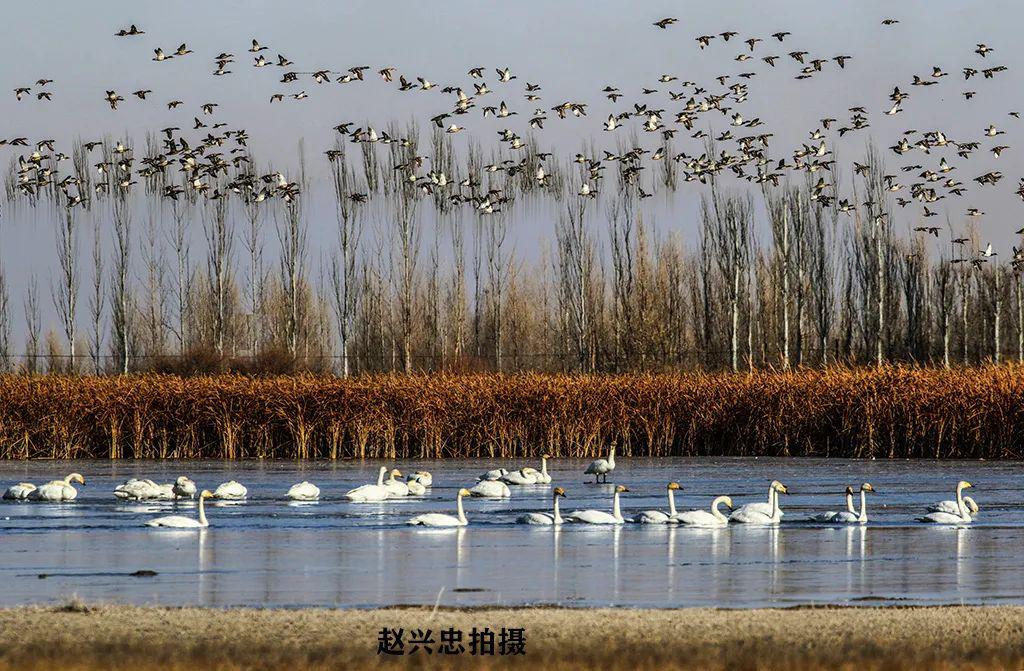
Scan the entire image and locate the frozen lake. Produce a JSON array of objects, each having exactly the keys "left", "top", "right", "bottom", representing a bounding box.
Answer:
[{"left": 0, "top": 457, "right": 1020, "bottom": 608}]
